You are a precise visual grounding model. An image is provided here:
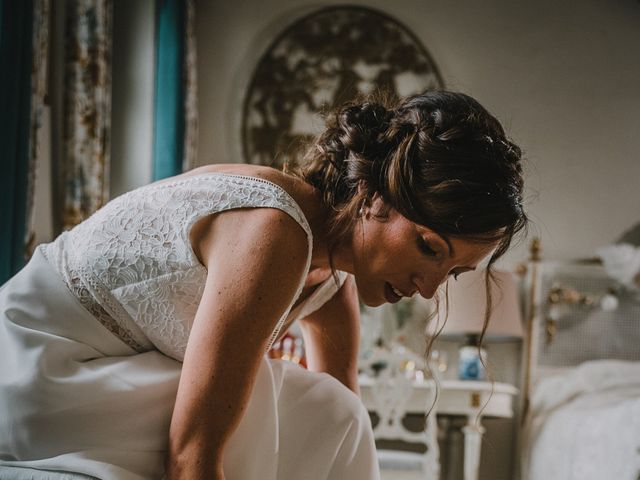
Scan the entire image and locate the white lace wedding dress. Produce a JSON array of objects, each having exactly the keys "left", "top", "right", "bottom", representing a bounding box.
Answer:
[{"left": 0, "top": 173, "right": 380, "bottom": 480}]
